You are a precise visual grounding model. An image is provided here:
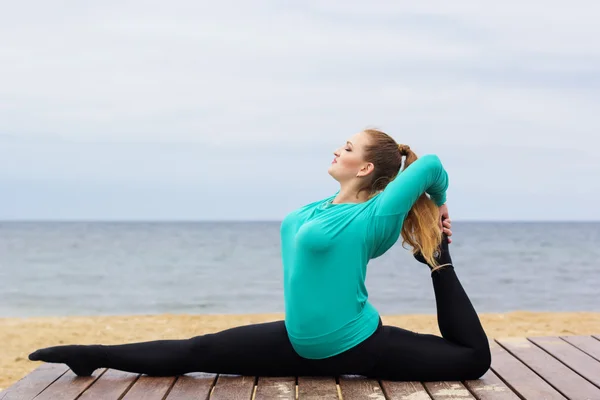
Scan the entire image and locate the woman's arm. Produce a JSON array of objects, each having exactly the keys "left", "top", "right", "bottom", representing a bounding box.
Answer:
[{"left": 374, "top": 154, "right": 449, "bottom": 216}]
